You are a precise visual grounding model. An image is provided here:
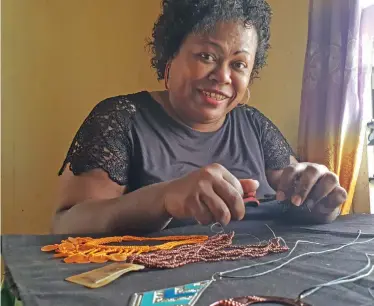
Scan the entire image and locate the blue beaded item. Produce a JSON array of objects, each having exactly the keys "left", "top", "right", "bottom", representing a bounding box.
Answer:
[{"left": 128, "top": 280, "right": 211, "bottom": 306}]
